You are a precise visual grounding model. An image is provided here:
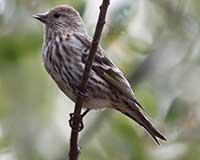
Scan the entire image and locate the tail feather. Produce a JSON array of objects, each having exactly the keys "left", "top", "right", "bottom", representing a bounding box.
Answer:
[{"left": 118, "top": 106, "right": 166, "bottom": 144}]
